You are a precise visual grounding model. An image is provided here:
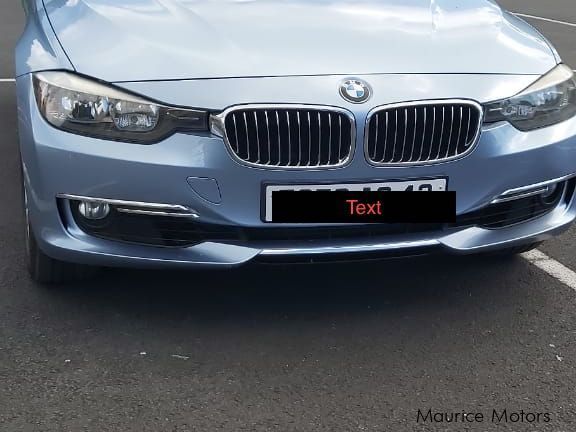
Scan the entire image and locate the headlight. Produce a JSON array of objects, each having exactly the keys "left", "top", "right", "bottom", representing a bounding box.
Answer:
[
  {"left": 484, "top": 64, "right": 576, "bottom": 131},
  {"left": 33, "top": 72, "right": 208, "bottom": 143}
]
